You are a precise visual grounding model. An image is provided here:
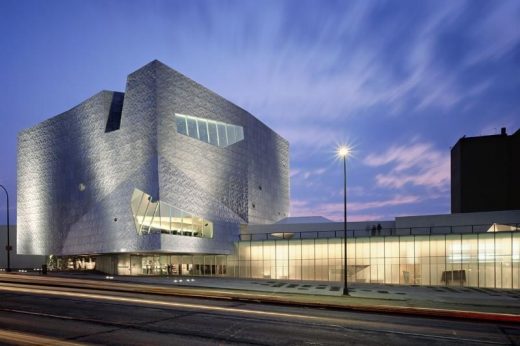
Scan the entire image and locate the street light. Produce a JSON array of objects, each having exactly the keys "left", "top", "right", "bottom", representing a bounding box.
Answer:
[
  {"left": 336, "top": 145, "right": 351, "bottom": 295},
  {"left": 0, "top": 184, "right": 11, "bottom": 273}
]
